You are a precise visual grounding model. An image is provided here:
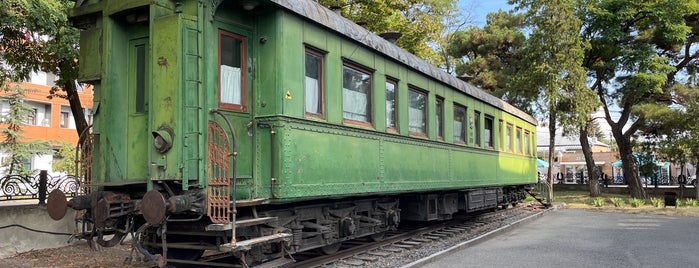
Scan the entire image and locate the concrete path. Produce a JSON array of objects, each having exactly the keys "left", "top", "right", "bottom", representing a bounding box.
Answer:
[{"left": 414, "top": 209, "right": 699, "bottom": 268}]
